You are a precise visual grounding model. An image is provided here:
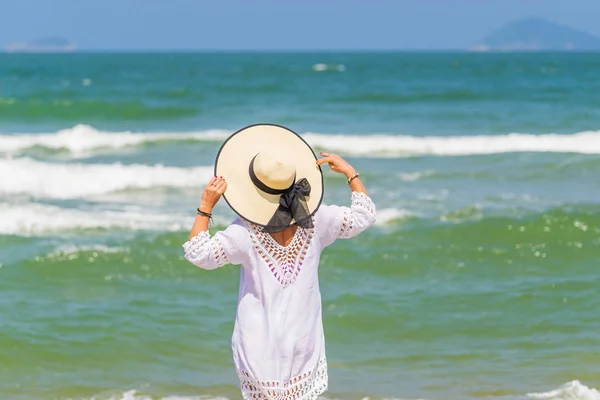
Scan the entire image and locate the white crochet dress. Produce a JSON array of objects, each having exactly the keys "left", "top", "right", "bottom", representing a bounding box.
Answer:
[{"left": 183, "top": 192, "right": 377, "bottom": 400}]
